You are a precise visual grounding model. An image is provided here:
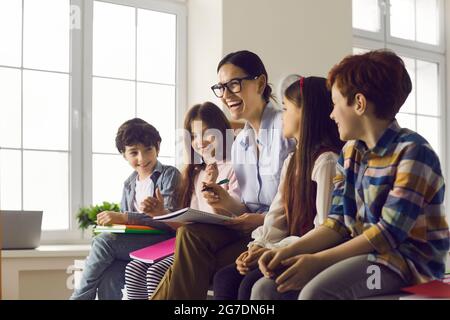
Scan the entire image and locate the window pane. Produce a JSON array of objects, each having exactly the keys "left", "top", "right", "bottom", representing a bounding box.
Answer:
[
  {"left": 137, "top": 9, "right": 176, "bottom": 84},
  {"left": 352, "top": 0, "right": 381, "bottom": 32},
  {"left": 416, "top": 60, "right": 438, "bottom": 116},
  {"left": 416, "top": 0, "right": 439, "bottom": 45},
  {"left": 93, "top": 1, "right": 135, "bottom": 80},
  {"left": 23, "top": 0, "right": 70, "bottom": 72},
  {"left": 92, "top": 77, "right": 135, "bottom": 153},
  {"left": 0, "top": 0, "right": 22, "bottom": 67},
  {"left": 396, "top": 112, "right": 416, "bottom": 131},
  {"left": 0, "top": 149, "right": 22, "bottom": 210},
  {"left": 390, "top": 0, "right": 440, "bottom": 45},
  {"left": 416, "top": 116, "right": 440, "bottom": 157},
  {"left": 137, "top": 83, "right": 176, "bottom": 157},
  {"left": 0, "top": 67, "right": 21, "bottom": 148},
  {"left": 390, "top": 0, "right": 415, "bottom": 41},
  {"left": 23, "top": 70, "right": 69, "bottom": 150},
  {"left": 400, "top": 56, "right": 415, "bottom": 114},
  {"left": 23, "top": 151, "right": 69, "bottom": 230},
  {"left": 92, "top": 154, "right": 132, "bottom": 206}
]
